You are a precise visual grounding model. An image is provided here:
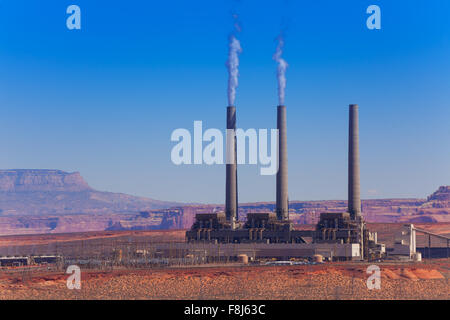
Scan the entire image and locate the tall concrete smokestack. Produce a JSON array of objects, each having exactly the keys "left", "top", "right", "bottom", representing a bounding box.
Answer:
[
  {"left": 276, "top": 105, "right": 289, "bottom": 220},
  {"left": 348, "top": 104, "right": 361, "bottom": 219},
  {"left": 225, "top": 106, "right": 238, "bottom": 228}
]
